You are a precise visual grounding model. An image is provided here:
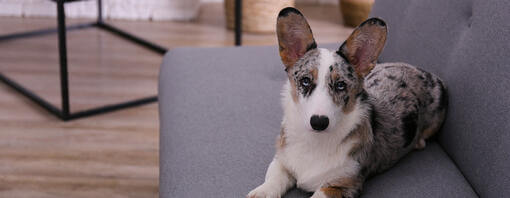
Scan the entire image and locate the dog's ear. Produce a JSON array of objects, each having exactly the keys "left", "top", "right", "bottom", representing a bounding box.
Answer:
[
  {"left": 338, "top": 18, "right": 387, "bottom": 77},
  {"left": 277, "top": 7, "right": 317, "bottom": 70}
]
